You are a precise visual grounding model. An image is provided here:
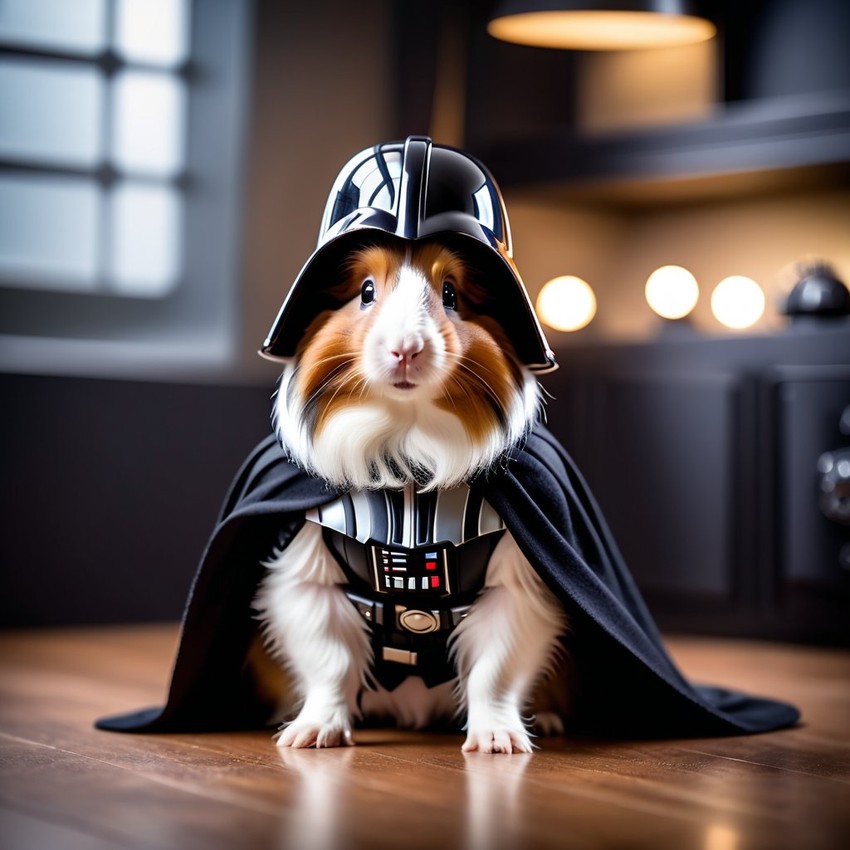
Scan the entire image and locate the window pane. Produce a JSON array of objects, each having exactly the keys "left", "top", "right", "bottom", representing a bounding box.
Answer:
[
  {"left": 111, "top": 70, "right": 185, "bottom": 176},
  {"left": 108, "top": 183, "right": 181, "bottom": 296},
  {"left": 114, "top": 0, "right": 190, "bottom": 67},
  {"left": 0, "top": 58, "right": 103, "bottom": 167},
  {"left": 0, "top": 174, "right": 100, "bottom": 290},
  {"left": 0, "top": 0, "right": 106, "bottom": 55}
]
